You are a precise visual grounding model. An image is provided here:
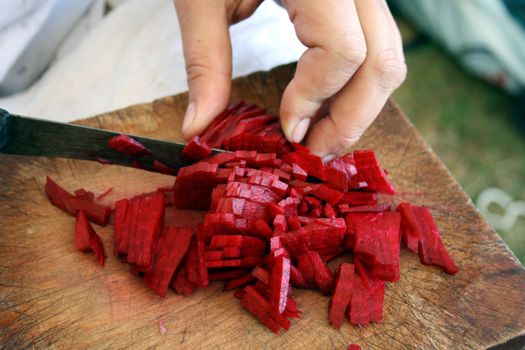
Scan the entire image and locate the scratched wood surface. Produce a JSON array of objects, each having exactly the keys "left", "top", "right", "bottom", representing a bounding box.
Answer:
[{"left": 1, "top": 64, "right": 524, "bottom": 349}]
